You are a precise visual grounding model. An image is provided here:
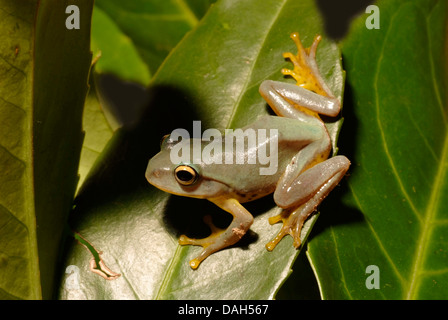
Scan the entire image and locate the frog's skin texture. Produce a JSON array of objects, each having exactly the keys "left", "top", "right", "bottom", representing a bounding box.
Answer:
[{"left": 146, "top": 33, "right": 350, "bottom": 269}]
